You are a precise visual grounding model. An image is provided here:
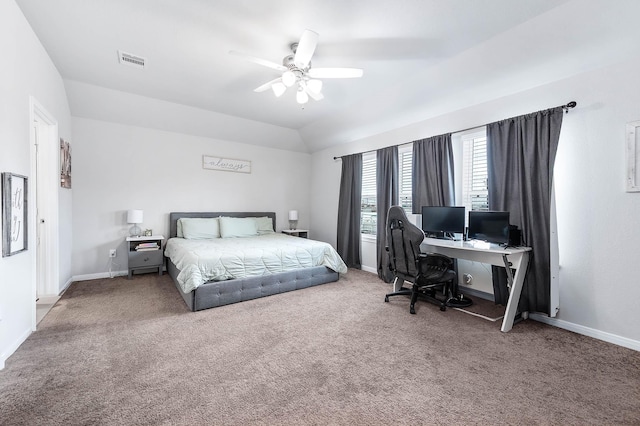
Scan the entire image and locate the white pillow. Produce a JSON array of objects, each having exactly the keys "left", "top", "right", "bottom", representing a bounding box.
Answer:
[
  {"left": 254, "top": 216, "right": 275, "bottom": 234},
  {"left": 176, "top": 219, "right": 184, "bottom": 238},
  {"left": 219, "top": 216, "right": 258, "bottom": 238},
  {"left": 180, "top": 218, "right": 220, "bottom": 239}
]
